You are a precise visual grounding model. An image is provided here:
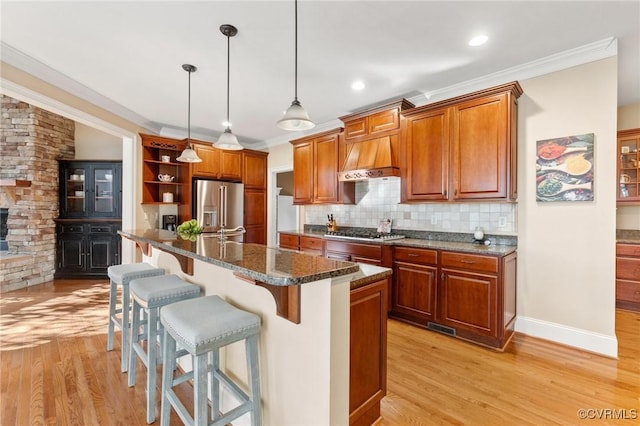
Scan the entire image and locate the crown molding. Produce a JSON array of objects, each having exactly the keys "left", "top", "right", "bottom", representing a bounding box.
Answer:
[
  {"left": 408, "top": 37, "right": 618, "bottom": 108},
  {"left": 1, "top": 41, "right": 160, "bottom": 133}
]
